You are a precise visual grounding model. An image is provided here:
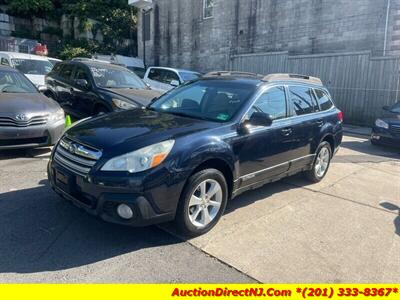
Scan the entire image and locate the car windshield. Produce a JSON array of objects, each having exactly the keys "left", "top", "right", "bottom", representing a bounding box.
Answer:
[
  {"left": 89, "top": 65, "right": 147, "bottom": 89},
  {"left": 179, "top": 71, "right": 201, "bottom": 82},
  {"left": 0, "top": 70, "right": 38, "bottom": 93},
  {"left": 150, "top": 80, "right": 256, "bottom": 122},
  {"left": 389, "top": 102, "right": 400, "bottom": 113},
  {"left": 12, "top": 58, "right": 53, "bottom": 75}
]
